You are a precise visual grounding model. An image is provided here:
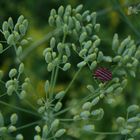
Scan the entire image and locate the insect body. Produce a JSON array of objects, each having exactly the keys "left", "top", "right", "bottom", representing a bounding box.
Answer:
[{"left": 93, "top": 67, "right": 112, "bottom": 82}]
